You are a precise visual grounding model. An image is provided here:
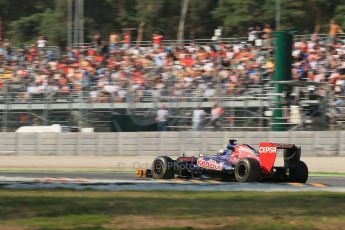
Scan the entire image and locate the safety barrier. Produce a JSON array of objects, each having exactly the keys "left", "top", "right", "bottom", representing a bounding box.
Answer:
[{"left": 0, "top": 131, "right": 344, "bottom": 157}]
